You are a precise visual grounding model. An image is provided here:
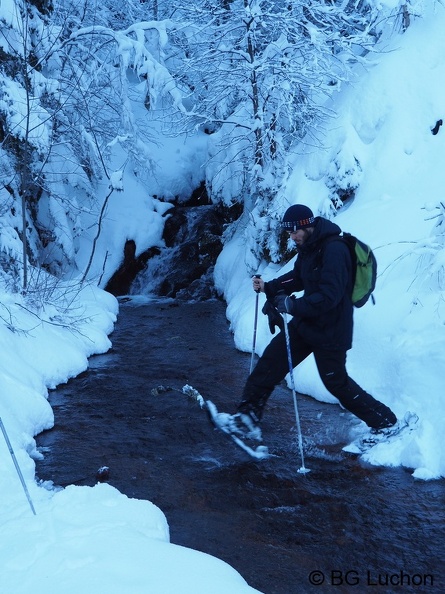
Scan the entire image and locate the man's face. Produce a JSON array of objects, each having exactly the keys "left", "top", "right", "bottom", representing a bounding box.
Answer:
[{"left": 288, "top": 228, "right": 311, "bottom": 246}]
